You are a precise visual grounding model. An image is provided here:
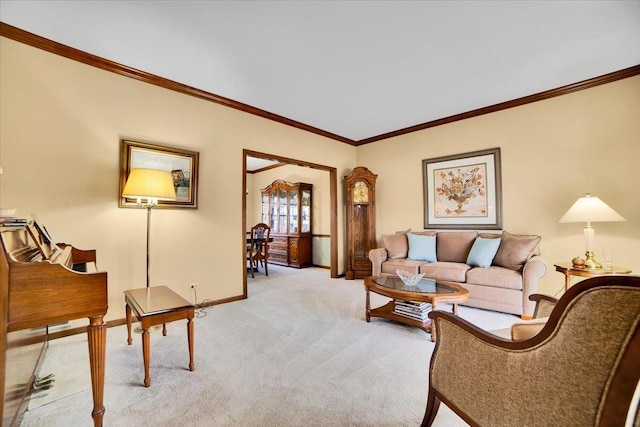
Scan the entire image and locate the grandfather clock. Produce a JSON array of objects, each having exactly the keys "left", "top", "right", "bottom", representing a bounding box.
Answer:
[{"left": 345, "top": 167, "right": 377, "bottom": 280}]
